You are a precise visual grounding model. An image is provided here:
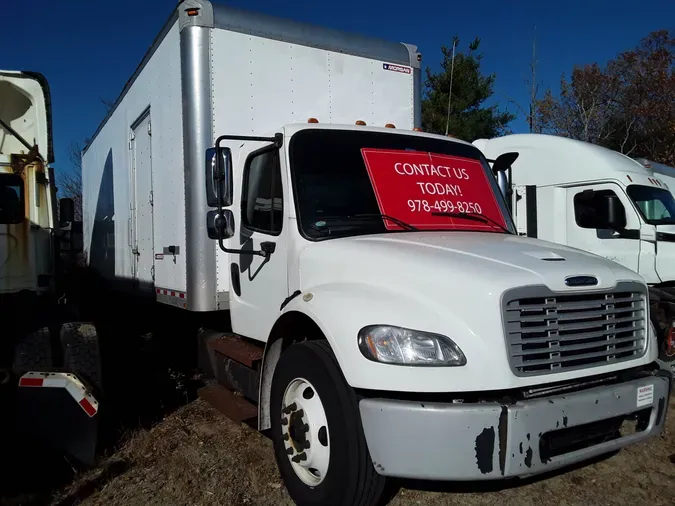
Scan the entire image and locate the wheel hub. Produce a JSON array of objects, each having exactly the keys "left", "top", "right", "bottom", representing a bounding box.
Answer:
[
  {"left": 289, "top": 411, "right": 308, "bottom": 449},
  {"left": 281, "top": 378, "right": 330, "bottom": 486}
]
